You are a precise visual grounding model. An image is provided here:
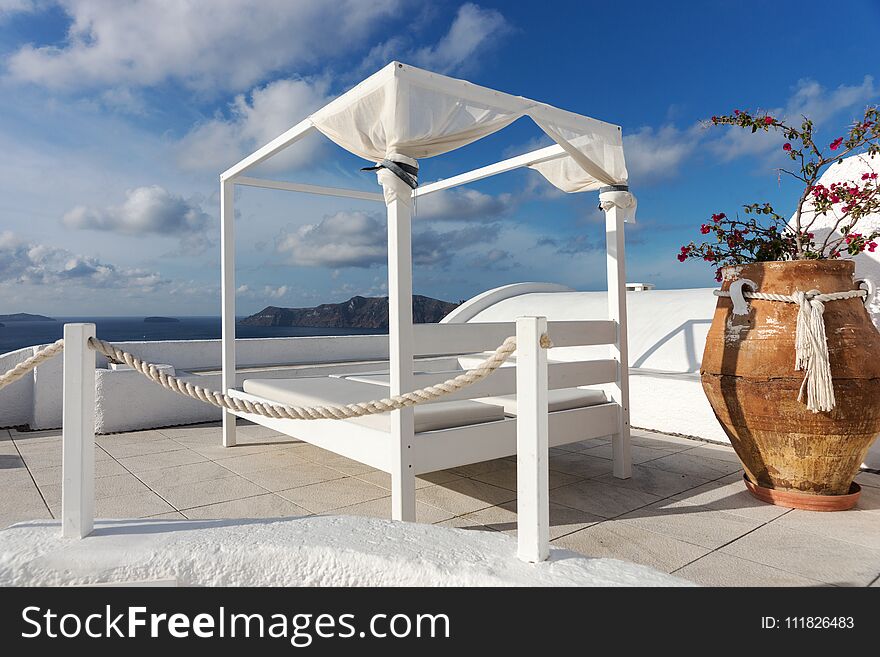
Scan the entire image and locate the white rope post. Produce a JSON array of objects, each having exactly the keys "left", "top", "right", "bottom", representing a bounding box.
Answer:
[
  {"left": 220, "top": 179, "right": 237, "bottom": 447},
  {"left": 516, "top": 316, "right": 550, "bottom": 563},
  {"left": 600, "top": 189, "right": 633, "bottom": 479},
  {"left": 62, "top": 323, "right": 95, "bottom": 539}
]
